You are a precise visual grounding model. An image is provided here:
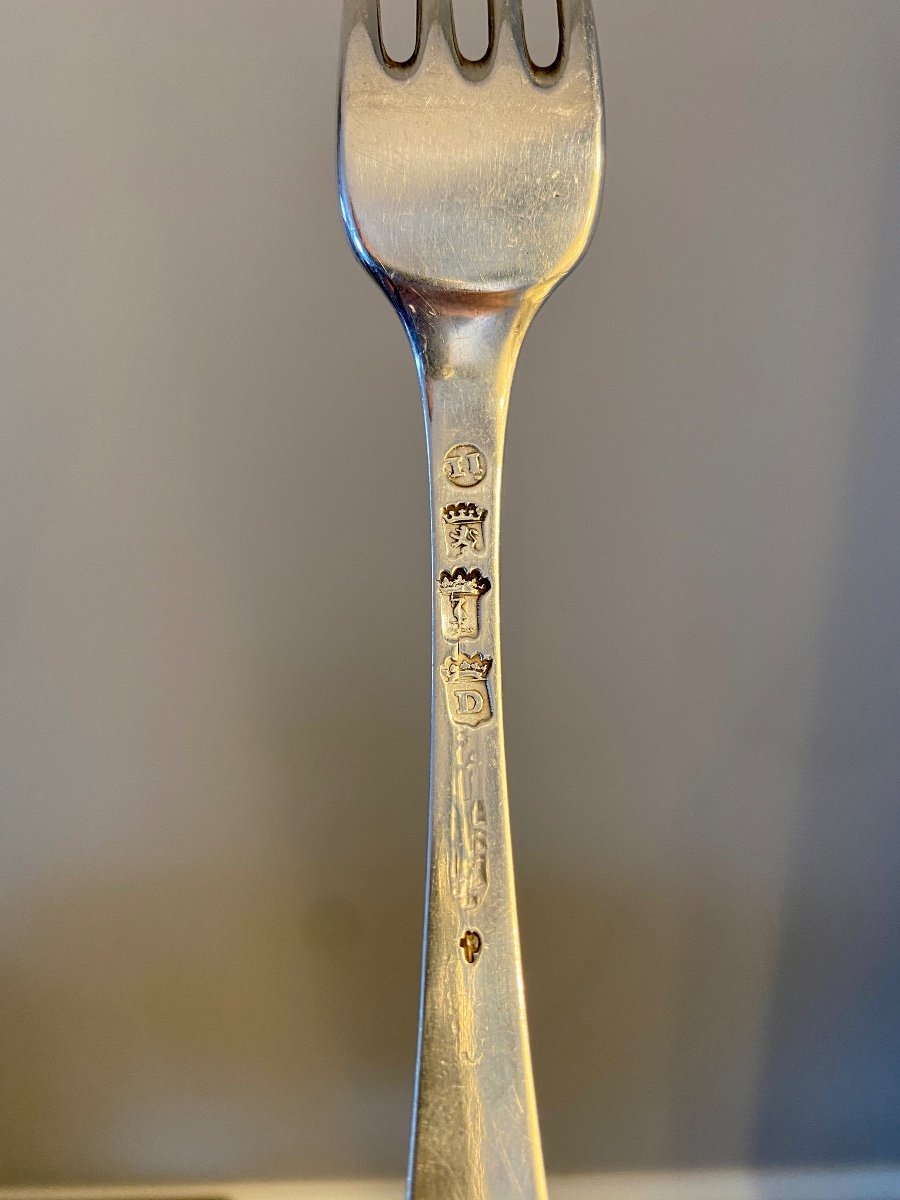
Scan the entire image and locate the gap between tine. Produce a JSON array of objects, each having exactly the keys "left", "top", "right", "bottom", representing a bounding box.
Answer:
[
  {"left": 448, "top": 0, "right": 493, "bottom": 66},
  {"left": 489, "top": 0, "right": 566, "bottom": 79}
]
